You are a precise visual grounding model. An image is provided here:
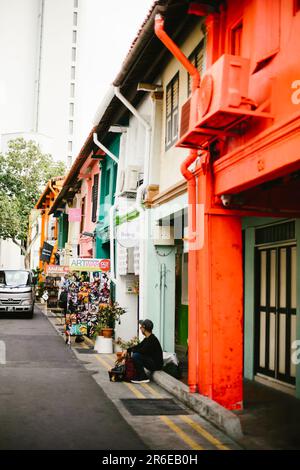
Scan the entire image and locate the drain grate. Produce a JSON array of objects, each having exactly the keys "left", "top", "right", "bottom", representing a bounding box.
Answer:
[
  {"left": 76, "top": 349, "right": 97, "bottom": 354},
  {"left": 120, "top": 398, "right": 190, "bottom": 416}
]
